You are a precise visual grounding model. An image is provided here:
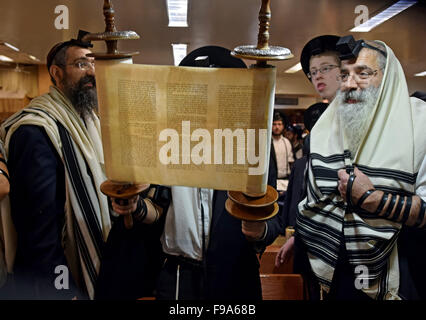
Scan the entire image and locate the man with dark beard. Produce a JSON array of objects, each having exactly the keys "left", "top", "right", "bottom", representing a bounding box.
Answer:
[
  {"left": 296, "top": 37, "right": 426, "bottom": 300},
  {"left": 59, "top": 64, "right": 98, "bottom": 121},
  {"left": 0, "top": 32, "right": 115, "bottom": 299}
]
